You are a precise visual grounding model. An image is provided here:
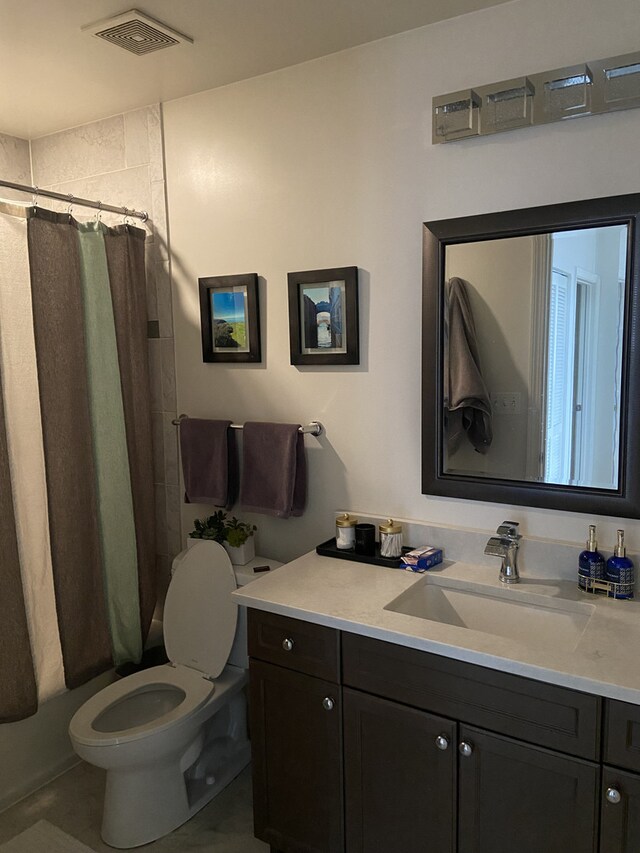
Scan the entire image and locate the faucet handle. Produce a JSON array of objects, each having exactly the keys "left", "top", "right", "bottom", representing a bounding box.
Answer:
[{"left": 497, "top": 521, "right": 521, "bottom": 539}]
